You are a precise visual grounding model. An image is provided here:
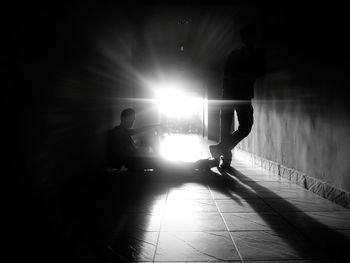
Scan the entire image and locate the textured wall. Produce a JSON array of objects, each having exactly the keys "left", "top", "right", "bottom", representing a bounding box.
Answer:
[
  {"left": 237, "top": 2, "right": 350, "bottom": 193},
  {"left": 240, "top": 69, "right": 350, "bottom": 192}
]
